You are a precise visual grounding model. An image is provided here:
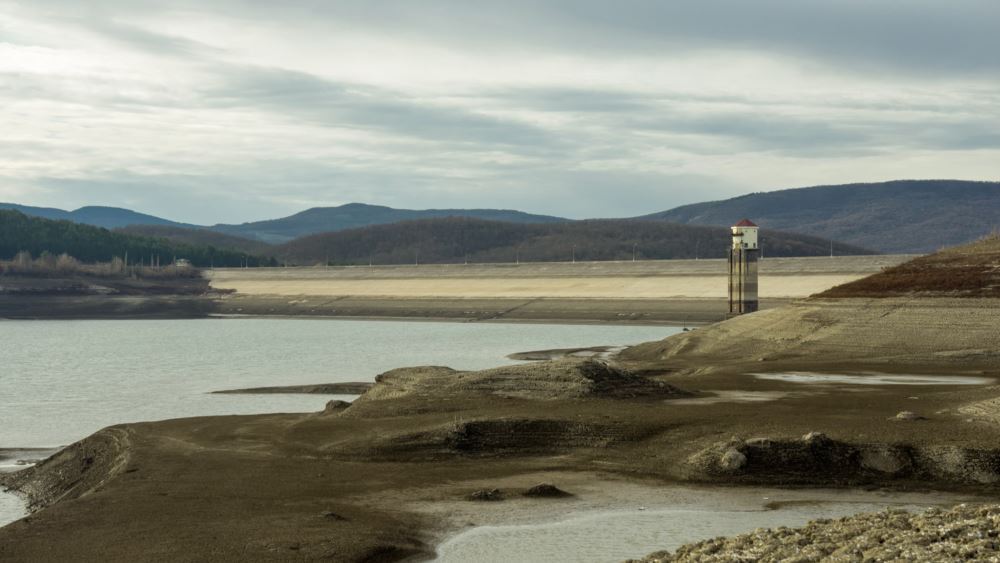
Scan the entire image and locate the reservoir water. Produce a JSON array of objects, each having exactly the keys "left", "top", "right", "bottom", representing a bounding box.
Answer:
[
  {"left": 432, "top": 485, "right": 976, "bottom": 562},
  {"left": 0, "top": 318, "right": 677, "bottom": 529},
  {"left": 0, "top": 319, "right": 678, "bottom": 448}
]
